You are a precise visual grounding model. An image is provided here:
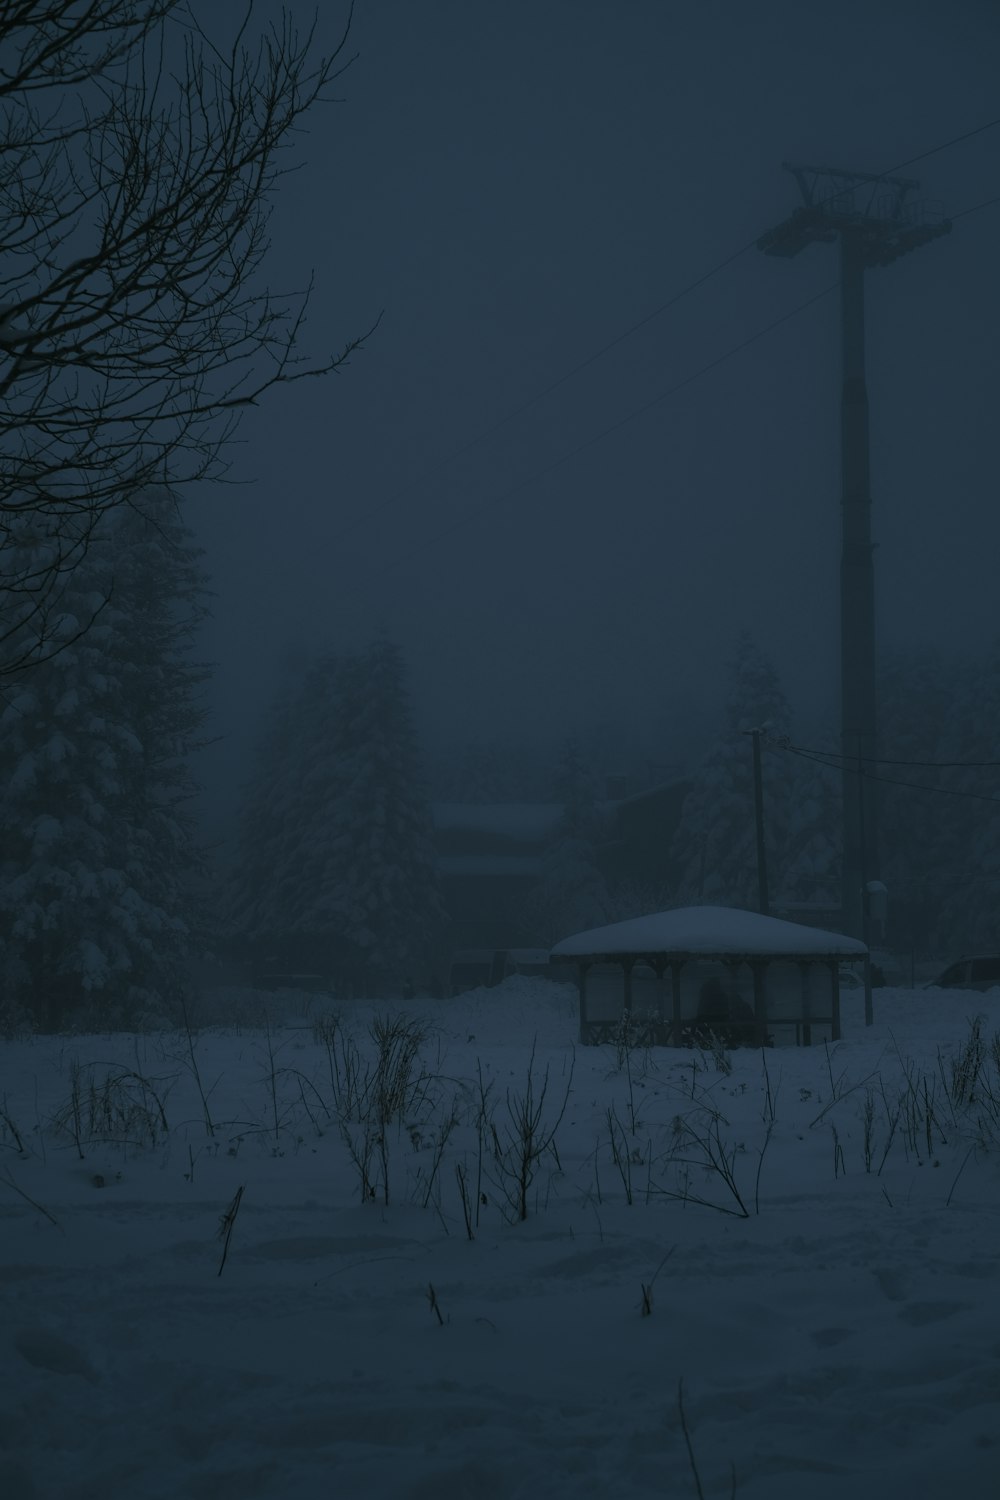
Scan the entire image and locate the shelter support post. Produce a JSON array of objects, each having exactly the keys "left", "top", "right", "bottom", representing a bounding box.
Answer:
[
  {"left": 578, "top": 961, "right": 591, "bottom": 1045},
  {"left": 671, "top": 962, "right": 683, "bottom": 1047},
  {"left": 830, "top": 962, "right": 841, "bottom": 1042},
  {"left": 622, "top": 958, "right": 634, "bottom": 1024},
  {"left": 798, "top": 961, "right": 812, "bottom": 1046},
  {"left": 654, "top": 960, "right": 667, "bottom": 1035},
  {"left": 752, "top": 962, "right": 768, "bottom": 1045}
]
